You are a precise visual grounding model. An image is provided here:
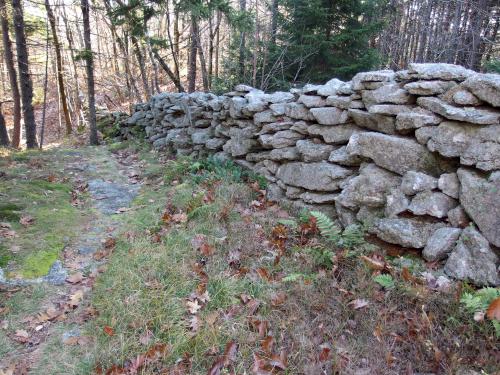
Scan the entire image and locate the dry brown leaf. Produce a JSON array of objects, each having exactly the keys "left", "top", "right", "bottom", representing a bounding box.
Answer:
[
  {"left": 66, "top": 272, "right": 84, "bottom": 284},
  {"left": 172, "top": 213, "right": 188, "bottom": 223},
  {"left": 486, "top": 297, "right": 500, "bottom": 320},
  {"left": 348, "top": 298, "right": 370, "bottom": 310},
  {"left": 261, "top": 336, "right": 274, "bottom": 354},
  {"left": 19, "top": 215, "right": 35, "bottom": 227},
  {"left": 186, "top": 300, "right": 202, "bottom": 315},
  {"left": 68, "top": 290, "right": 84, "bottom": 308},
  {"left": 270, "top": 292, "right": 287, "bottom": 307},
  {"left": 103, "top": 326, "right": 114, "bottom": 336},
  {"left": 200, "top": 243, "right": 215, "bottom": 256},
  {"left": 13, "top": 329, "right": 29, "bottom": 343}
]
